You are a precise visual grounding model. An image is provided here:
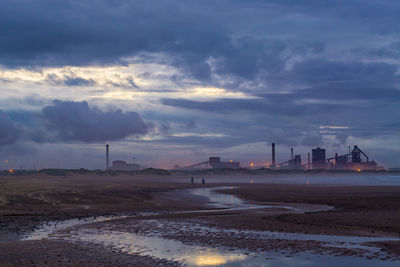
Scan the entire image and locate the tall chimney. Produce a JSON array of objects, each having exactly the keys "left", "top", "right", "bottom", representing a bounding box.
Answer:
[
  {"left": 272, "top": 142, "right": 276, "bottom": 167},
  {"left": 308, "top": 152, "right": 310, "bottom": 168},
  {"left": 106, "top": 144, "right": 109, "bottom": 170},
  {"left": 291, "top": 148, "right": 294, "bottom": 160}
]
